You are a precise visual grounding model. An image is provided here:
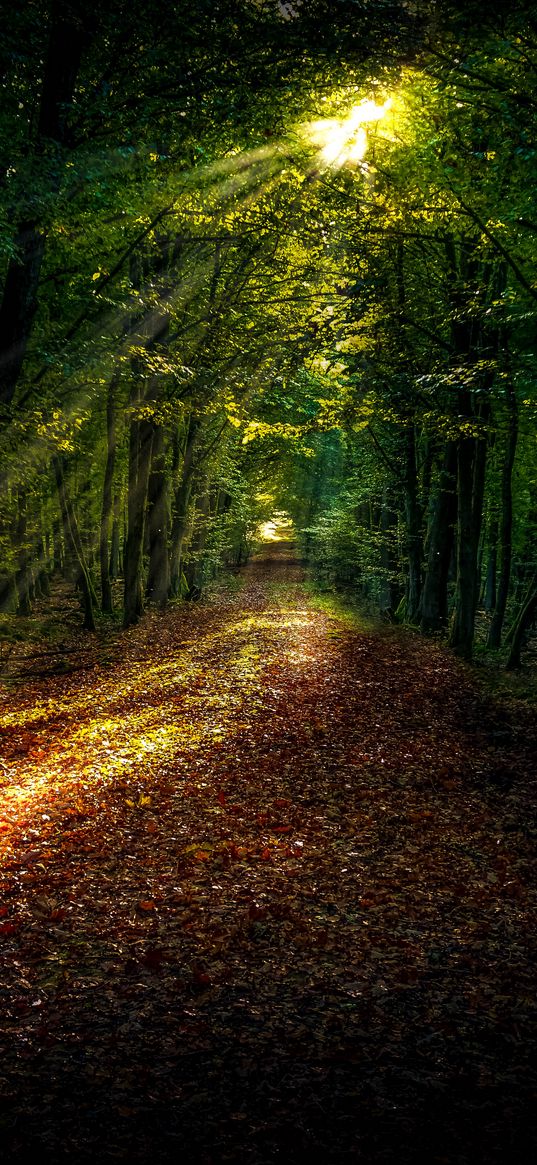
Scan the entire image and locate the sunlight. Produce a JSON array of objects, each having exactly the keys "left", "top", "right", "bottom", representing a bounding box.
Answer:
[
  {"left": 306, "top": 97, "right": 392, "bottom": 169},
  {"left": 258, "top": 513, "right": 294, "bottom": 542},
  {"left": 0, "top": 604, "right": 318, "bottom": 854},
  {"left": 2, "top": 141, "right": 286, "bottom": 494}
]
